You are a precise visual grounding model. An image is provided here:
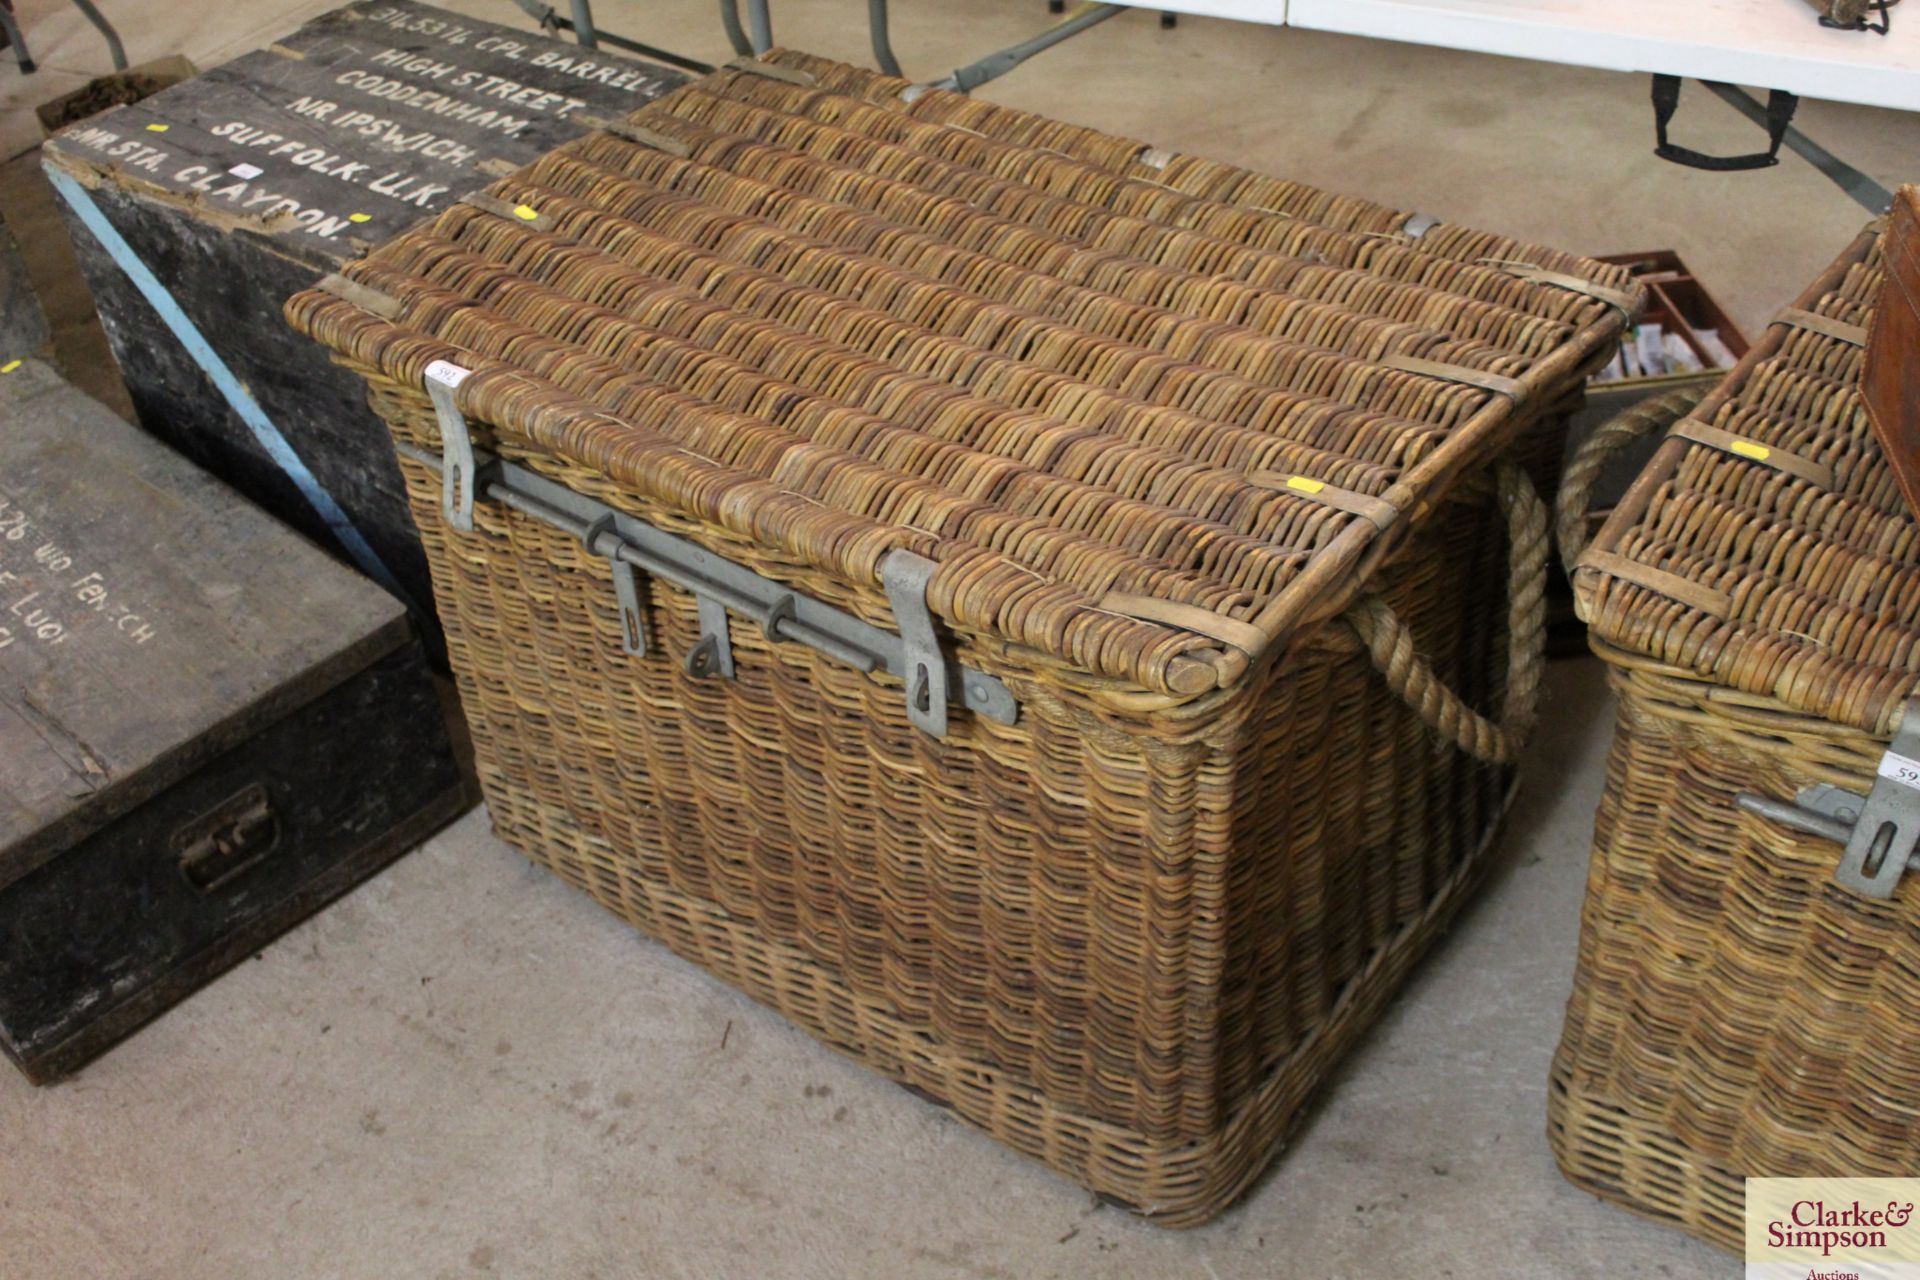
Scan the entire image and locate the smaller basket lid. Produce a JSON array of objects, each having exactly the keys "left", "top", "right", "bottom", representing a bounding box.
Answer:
[{"left": 1578, "top": 222, "right": 1919, "bottom": 738}]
